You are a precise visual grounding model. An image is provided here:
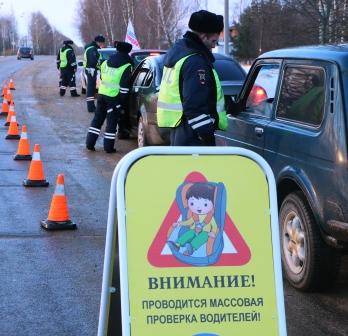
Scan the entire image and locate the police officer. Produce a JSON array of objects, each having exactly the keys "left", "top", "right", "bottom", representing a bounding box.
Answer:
[
  {"left": 113, "top": 40, "right": 134, "bottom": 140},
  {"left": 157, "top": 10, "right": 228, "bottom": 146},
  {"left": 83, "top": 34, "right": 106, "bottom": 112},
  {"left": 86, "top": 42, "right": 133, "bottom": 153},
  {"left": 56, "top": 40, "right": 79, "bottom": 97}
]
